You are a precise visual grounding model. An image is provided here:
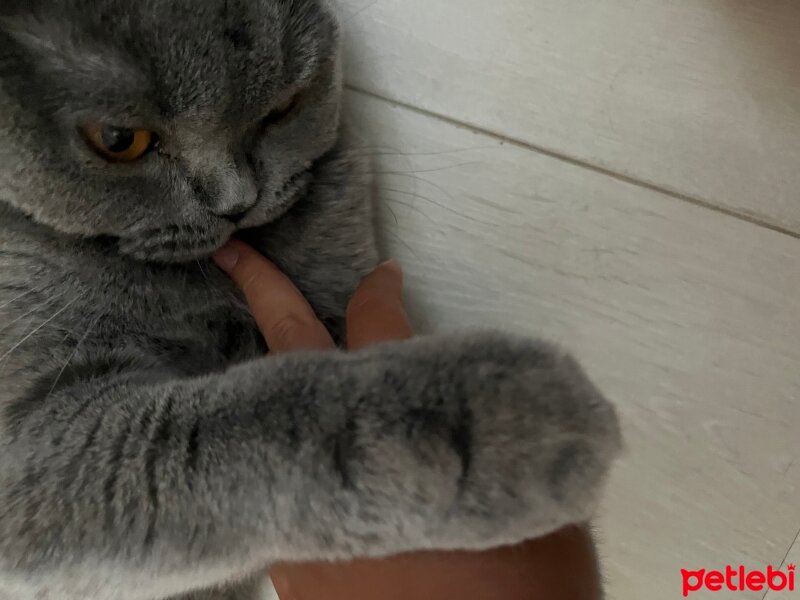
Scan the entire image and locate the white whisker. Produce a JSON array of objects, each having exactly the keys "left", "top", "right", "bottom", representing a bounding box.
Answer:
[
  {"left": 46, "top": 324, "right": 95, "bottom": 398},
  {"left": 366, "top": 162, "right": 479, "bottom": 176},
  {"left": 0, "top": 290, "right": 68, "bottom": 333},
  {"left": 0, "top": 282, "right": 51, "bottom": 312},
  {"left": 348, "top": 144, "right": 499, "bottom": 159},
  {"left": 196, "top": 259, "right": 210, "bottom": 284},
  {"left": 0, "top": 296, "right": 81, "bottom": 366}
]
